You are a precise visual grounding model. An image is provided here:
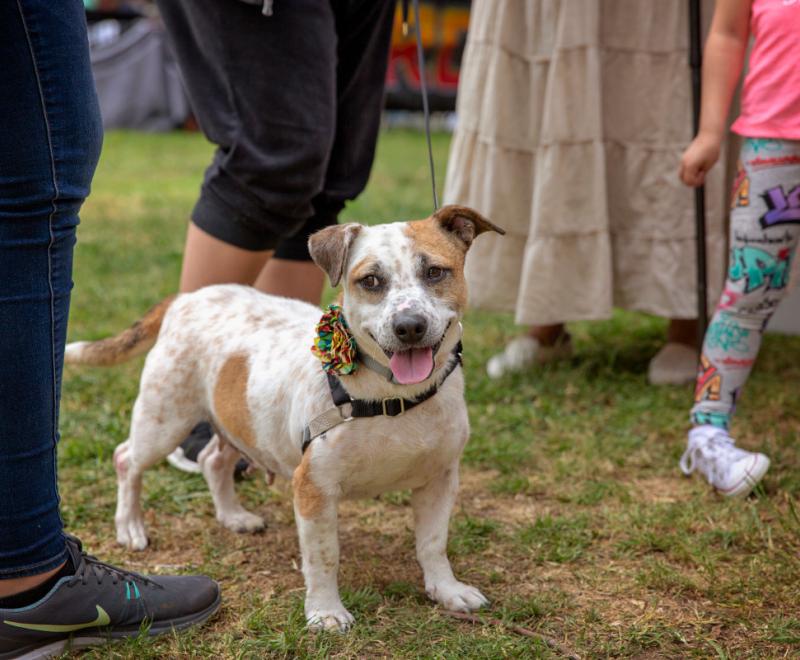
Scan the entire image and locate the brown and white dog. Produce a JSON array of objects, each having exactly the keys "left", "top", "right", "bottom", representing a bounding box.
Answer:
[{"left": 65, "top": 205, "right": 504, "bottom": 631}]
